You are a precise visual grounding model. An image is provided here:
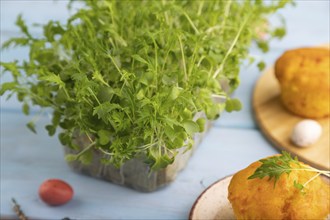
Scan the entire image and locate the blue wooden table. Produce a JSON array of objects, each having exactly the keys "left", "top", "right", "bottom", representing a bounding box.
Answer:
[{"left": 1, "top": 1, "right": 329, "bottom": 219}]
